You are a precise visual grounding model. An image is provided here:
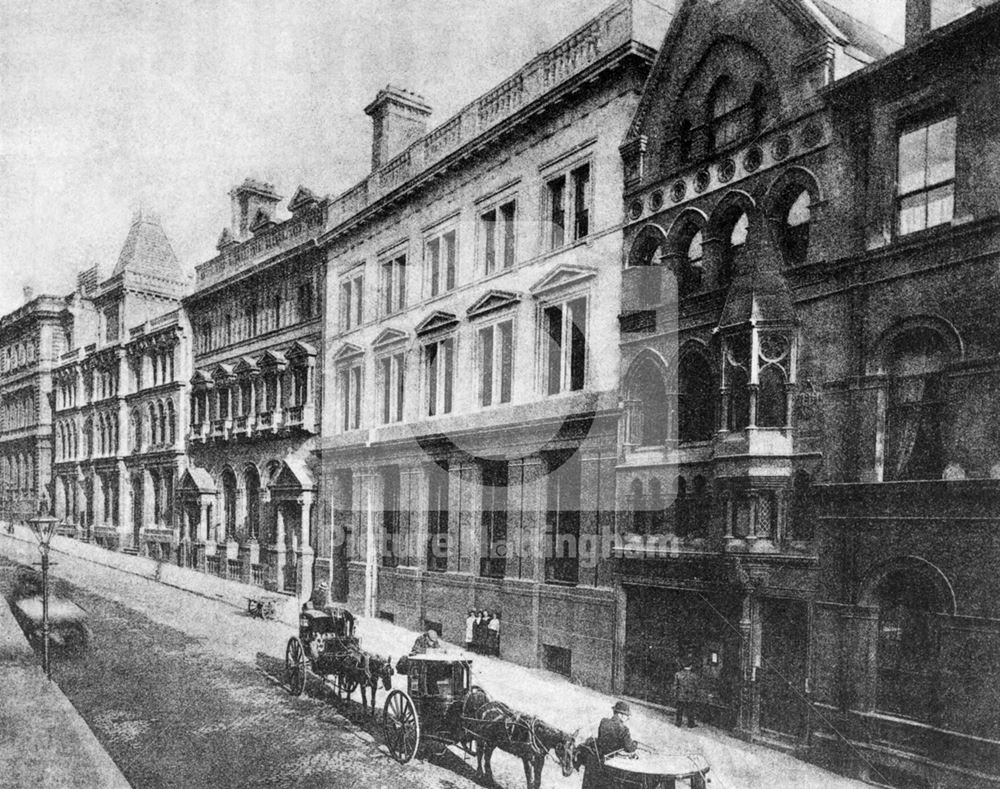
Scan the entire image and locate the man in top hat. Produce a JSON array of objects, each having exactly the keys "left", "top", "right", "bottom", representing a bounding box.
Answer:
[
  {"left": 597, "top": 701, "right": 638, "bottom": 758},
  {"left": 674, "top": 656, "right": 700, "bottom": 728}
]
